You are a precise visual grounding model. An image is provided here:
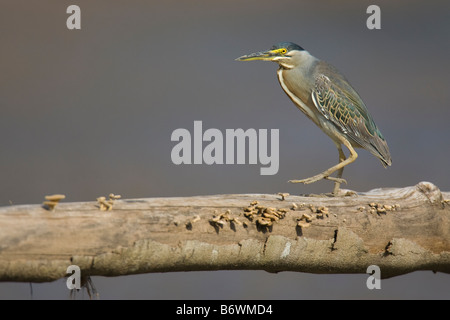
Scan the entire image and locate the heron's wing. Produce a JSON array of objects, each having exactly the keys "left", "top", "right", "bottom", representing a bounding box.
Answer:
[{"left": 312, "top": 73, "right": 391, "bottom": 167}]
